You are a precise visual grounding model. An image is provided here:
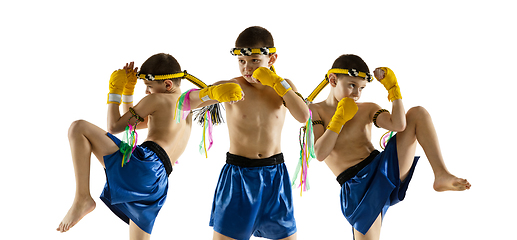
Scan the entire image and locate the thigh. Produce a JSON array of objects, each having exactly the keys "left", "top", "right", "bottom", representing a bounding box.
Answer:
[
  {"left": 395, "top": 124, "right": 418, "bottom": 181},
  {"left": 70, "top": 120, "right": 120, "bottom": 167},
  {"left": 212, "top": 231, "right": 236, "bottom": 240},
  {"left": 353, "top": 214, "right": 382, "bottom": 240},
  {"left": 129, "top": 220, "right": 151, "bottom": 240}
]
